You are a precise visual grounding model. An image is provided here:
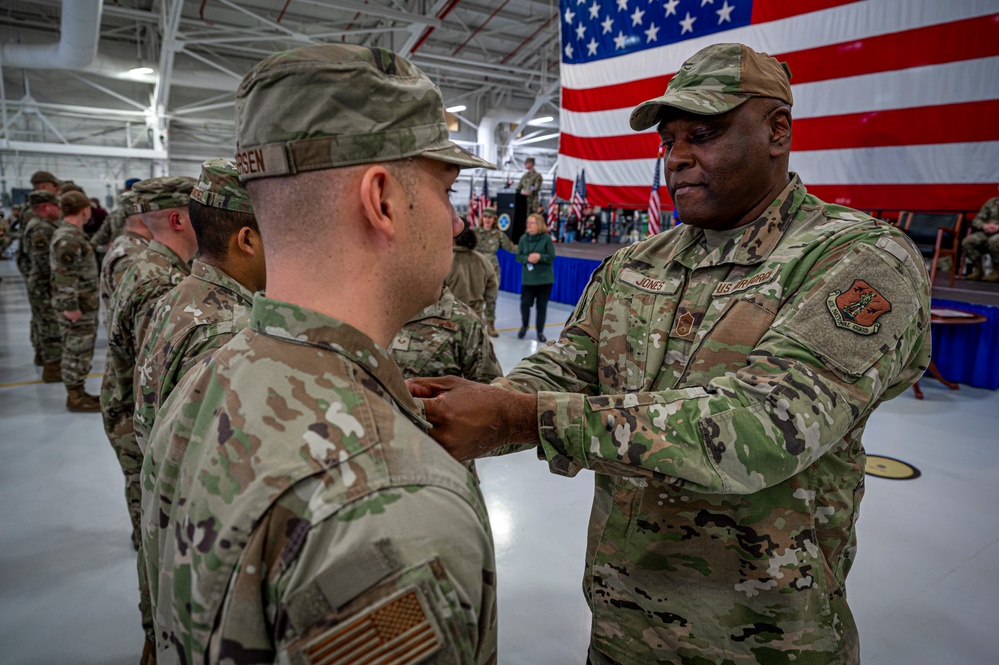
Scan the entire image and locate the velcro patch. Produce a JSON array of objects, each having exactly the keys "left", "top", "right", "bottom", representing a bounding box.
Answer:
[
  {"left": 618, "top": 268, "right": 679, "bottom": 294},
  {"left": 299, "top": 589, "right": 441, "bottom": 665},
  {"left": 826, "top": 279, "right": 892, "bottom": 335},
  {"left": 423, "top": 318, "right": 459, "bottom": 332},
  {"left": 391, "top": 334, "right": 411, "bottom": 351},
  {"left": 712, "top": 266, "right": 780, "bottom": 297}
]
